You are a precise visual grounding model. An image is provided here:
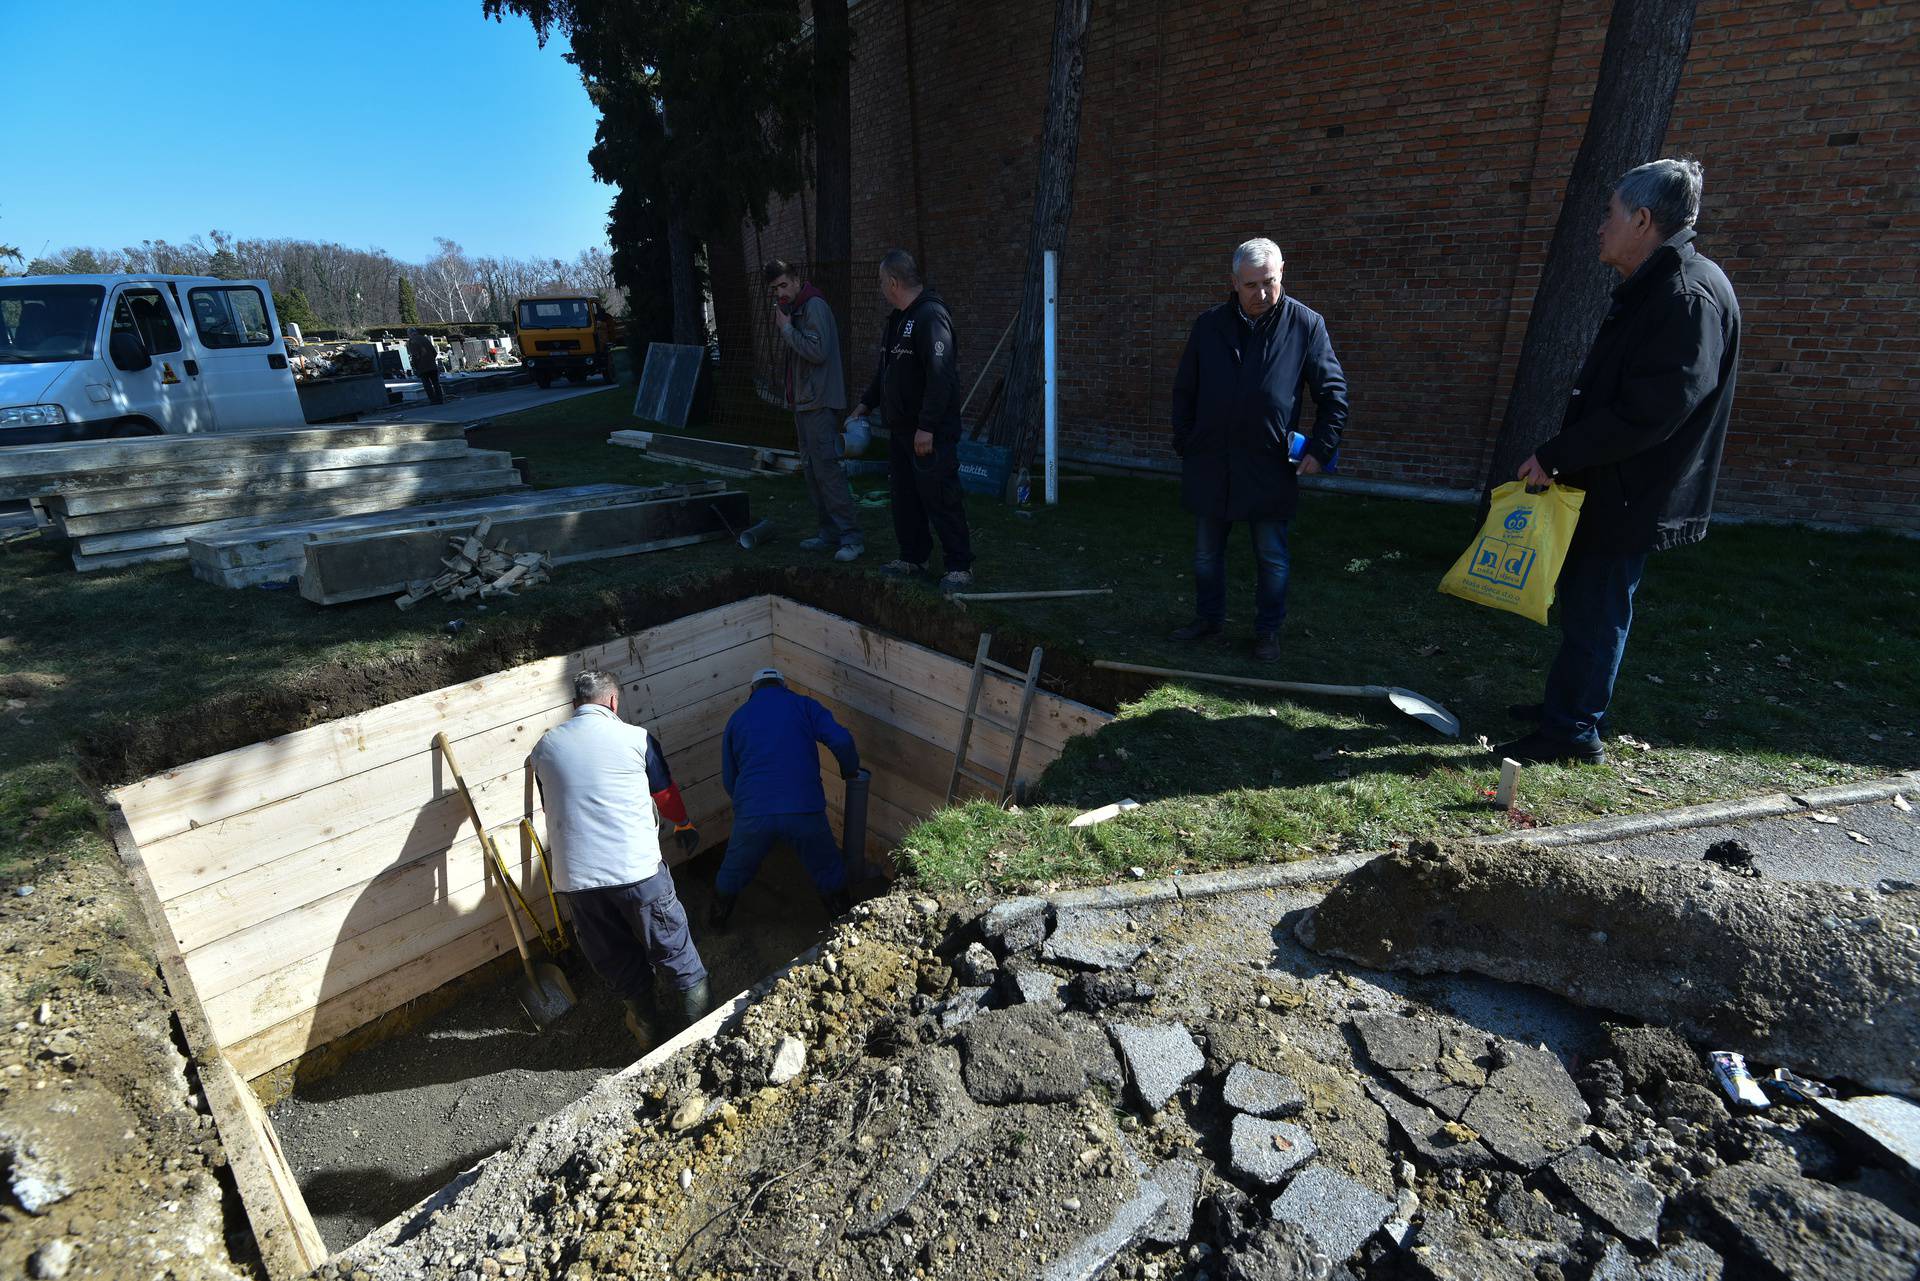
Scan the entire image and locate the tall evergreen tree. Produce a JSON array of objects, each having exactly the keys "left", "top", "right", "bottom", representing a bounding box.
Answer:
[{"left": 397, "top": 275, "right": 421, "bottom": 325}]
